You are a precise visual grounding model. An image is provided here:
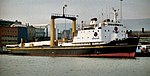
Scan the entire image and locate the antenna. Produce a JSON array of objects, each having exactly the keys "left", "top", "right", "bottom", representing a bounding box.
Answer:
[
  {"left": 99, "top": 14, "right": 100, "bottom": 23},
  {"left": 108, "top": 3, "right": 110, "bottom": 19},
  {"left": 102, "top": 9, "right": 104, "bottom": 21},
  {"left": 120, "top": 0, "right": 123, "bottom": 22},
  {"left": 106, "top": 1, "right": 111, "bottom": 19},
  {"left": 106, "top": 4, "right": 108, "bottom": 19}
]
